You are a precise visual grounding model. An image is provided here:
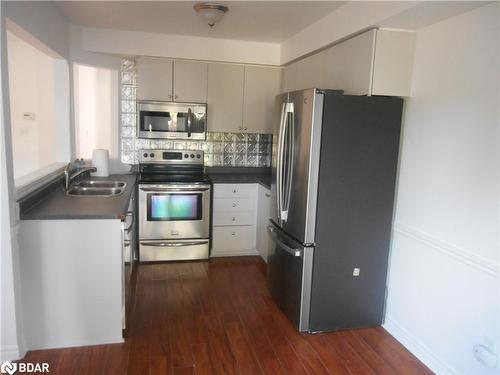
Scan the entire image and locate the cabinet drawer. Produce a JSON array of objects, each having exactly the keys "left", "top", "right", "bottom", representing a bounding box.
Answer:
[
  {"left": 213, "top": 198, "right": 255, "bottom": 212},
  {"left": 213, "top": 184, "right": 256, "bottom": 198},
  {"left": 213, "top": 211, "right": 255, "bottom": 226},
  {"left": 212, "top": 226, "right": 256, "bottom": 252}
]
